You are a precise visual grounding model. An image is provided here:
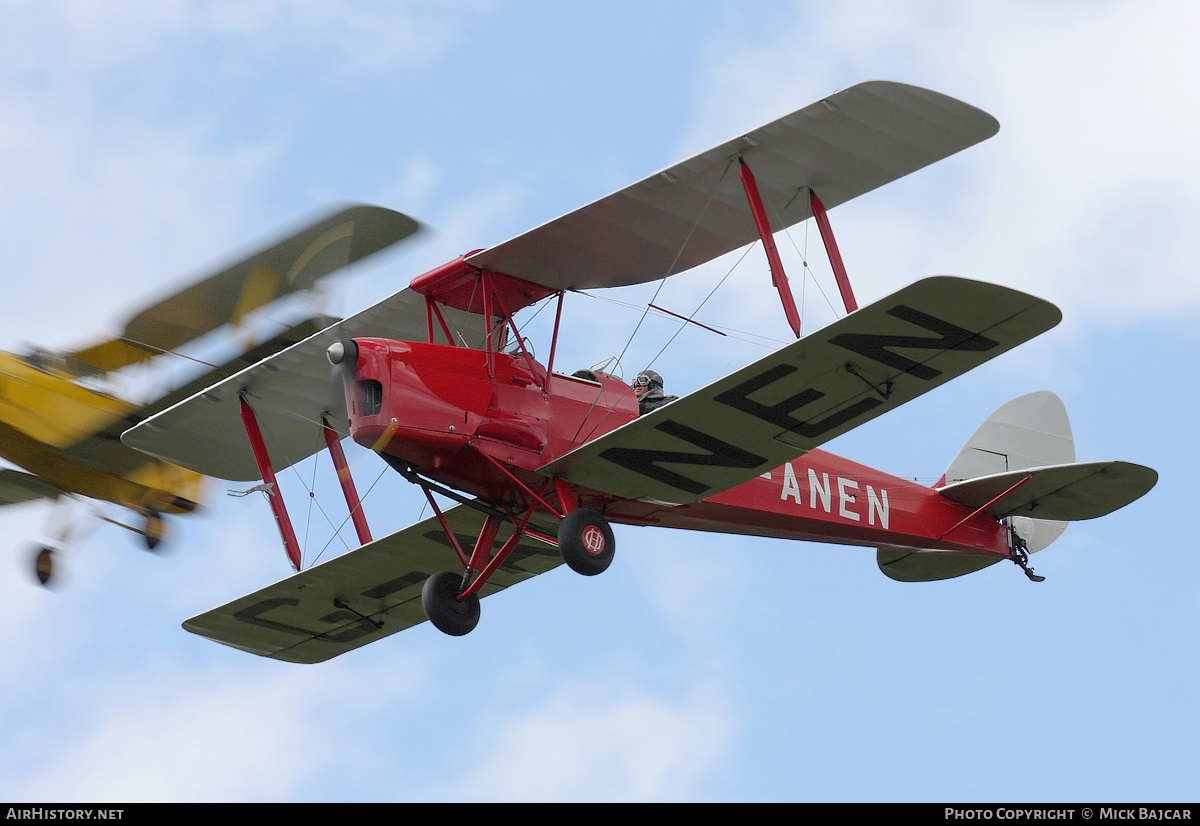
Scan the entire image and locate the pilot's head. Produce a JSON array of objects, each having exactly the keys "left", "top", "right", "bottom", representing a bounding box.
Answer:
[{"left": 633, "top": 369, "right": 663, "bottom": 397}]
